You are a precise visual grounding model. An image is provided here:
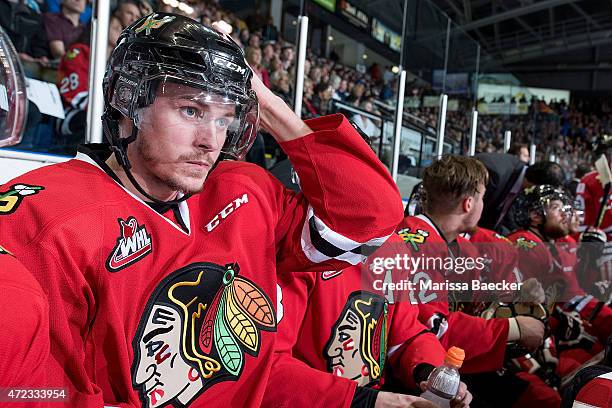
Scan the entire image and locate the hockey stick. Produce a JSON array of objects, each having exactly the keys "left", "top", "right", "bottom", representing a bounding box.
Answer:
[
  {"left": 594, "top": 154, "right": 611, "bottom": 228},
  {"left": 587, "top": 155, "right": 612, "bottom": 322}
]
